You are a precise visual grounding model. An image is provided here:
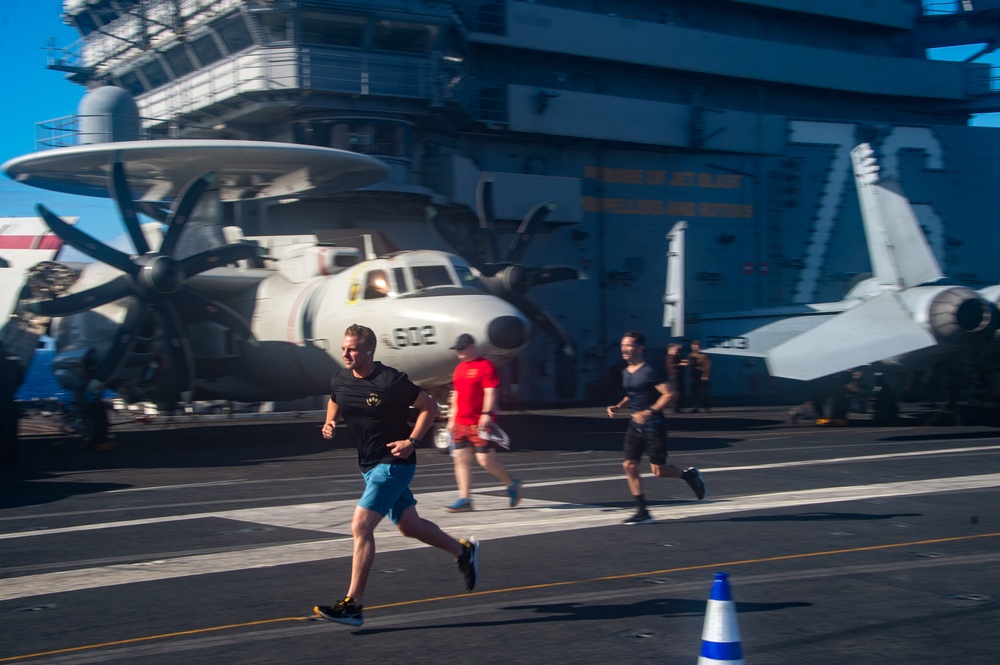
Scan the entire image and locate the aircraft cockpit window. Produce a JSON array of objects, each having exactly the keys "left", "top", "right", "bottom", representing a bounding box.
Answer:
[
  {"left": 364, "top": 270, "right": 392, "bottom": 299},
  {"left": 453, "top": 263, "right": 483, "bottom": 291},
  {"left": 411, "top": 265, "right": 453, "bottom": 290},
  {"left": 393, "top": 267, "right": 410, "bottom": 294}
]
